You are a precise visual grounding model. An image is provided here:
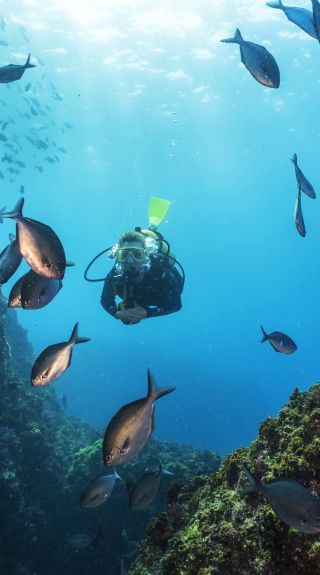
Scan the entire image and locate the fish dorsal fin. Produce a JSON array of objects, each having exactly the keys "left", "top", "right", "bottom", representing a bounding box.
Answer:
[{"left": 291, "top": 153, "right": 298, "bottom": 166}]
